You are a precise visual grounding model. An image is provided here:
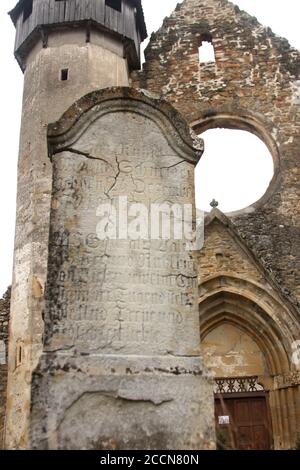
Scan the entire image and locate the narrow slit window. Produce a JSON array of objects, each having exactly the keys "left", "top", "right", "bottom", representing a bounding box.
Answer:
[
  {"left": 60, "top": 68, "right": 69, "bottom": 81},
  {"left": 199, "top": 41, "right": 216, "bottom": 64},
  {"left": 105, "top": 0, "right": 122, "bottom": 13},
  {"left": 16, "top": 344, "right": 23, "bottom": 367},
  {"left": 23, "top": 0, "right": 33, "bottom": 23}
]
